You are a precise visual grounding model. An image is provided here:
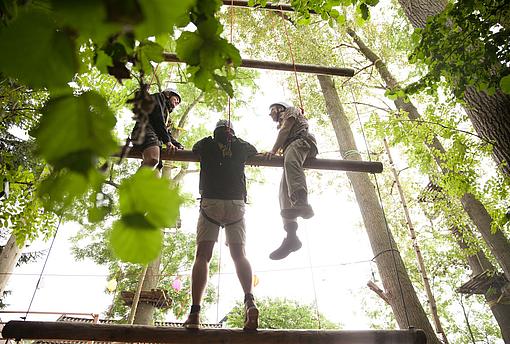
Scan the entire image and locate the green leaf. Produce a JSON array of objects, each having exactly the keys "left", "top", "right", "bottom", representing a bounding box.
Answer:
[
  {"left": 109, "top": 218, "right": 163, "bottom": 264},
  {"left": 359, "top": 3, "right": 369, "bottom": 20},
  {"left": 213, "top": 74, "right": 234, "bottom": 97},
  {"left": 136, "top": 40, "right": 164, "bottom": 74},
  {"left": 176, "top": 31, "right": 203, "bottom": 65},
  {"left": 135, "top": 0, "right": 195, "bottom": 38},
  {"left": 0, "top": 8, "right": 77, "bottom": 91},
  {"left": 118, "top": 169, "right": 182, "bottom": 228},
  {"left": 31, "top": 92, "right": 118, "bottom": 173},
  {"left": 51, "top": 0, "right": 119, "bottom": 45},
  {"left": 500, "top": 75, "right": 510, "bottom": 95},
  {"left": 94, "top": 49, "right": 114, "bottom": 74},
  {"left": 38, "top": 171, "right": 91, "bottom": 212}
]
